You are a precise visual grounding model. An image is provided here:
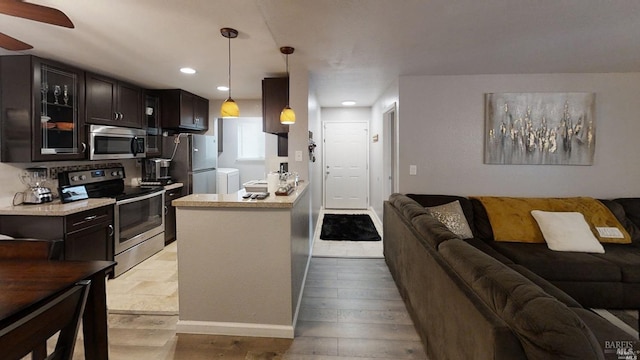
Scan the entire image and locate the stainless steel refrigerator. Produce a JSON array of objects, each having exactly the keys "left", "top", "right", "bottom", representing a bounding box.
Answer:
[{"left": 163, "top": 134, "right": 217, "bottom": 194}]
